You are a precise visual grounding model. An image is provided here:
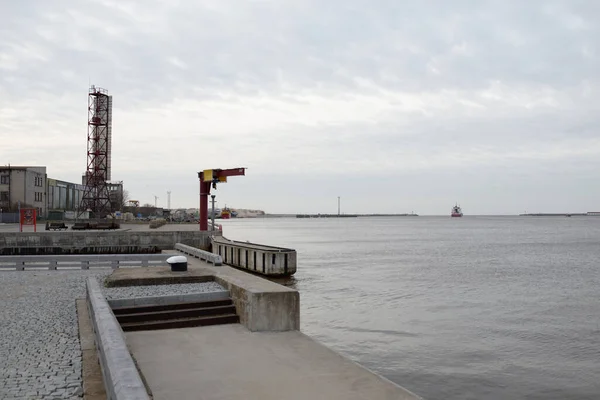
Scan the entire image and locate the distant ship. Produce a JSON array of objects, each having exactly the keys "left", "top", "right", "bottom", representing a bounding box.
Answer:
[
  {"left": 221, "top": 207, "right": 232, "bottom": 219},
  {"left": 451, "top": 203, "right": 463, "bottom": 217}
]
